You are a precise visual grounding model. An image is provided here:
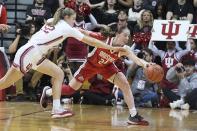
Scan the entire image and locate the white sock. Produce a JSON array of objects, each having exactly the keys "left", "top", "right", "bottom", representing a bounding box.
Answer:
[
  {"left": 129, "top": 107, "right": 137, "bottom": 117},
  {"left": 53, "top": 99, "right": 61, "bottom": 110},
  {"left": 46, "top": 88, "right": 52, "bottom": 96}
]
